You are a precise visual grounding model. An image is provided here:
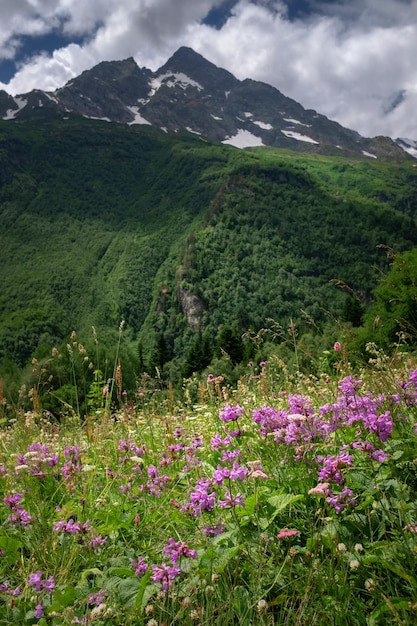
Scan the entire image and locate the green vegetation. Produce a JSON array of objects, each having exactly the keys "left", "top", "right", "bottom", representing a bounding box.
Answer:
[
  {"left": 1, "top": 115, "right": 417, "bottom": 411},
  {"left": 1, "top": 345, "right": 417, "bottom": 624},
  {"left": 1, "top": 117, "right": 417, "bottom": 623}
]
